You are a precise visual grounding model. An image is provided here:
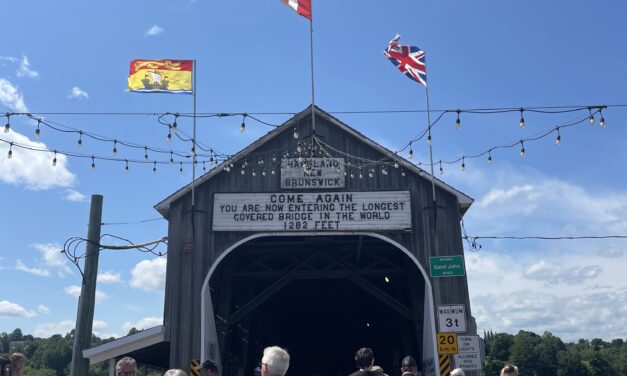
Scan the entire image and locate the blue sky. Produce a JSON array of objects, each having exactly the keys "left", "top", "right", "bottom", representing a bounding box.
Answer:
[{"left": 1, "top": 0, "right": 626, "bottom": 342}]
